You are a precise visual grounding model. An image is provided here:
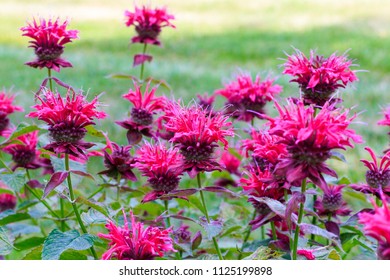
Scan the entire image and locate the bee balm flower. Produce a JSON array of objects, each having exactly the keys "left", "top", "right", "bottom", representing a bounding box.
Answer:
[
  {"left": 0, "top": 91, "right": 23, "bottom": 134},
  {"left": 21, "top": 18, "right": 79, "bottom": 72}
]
